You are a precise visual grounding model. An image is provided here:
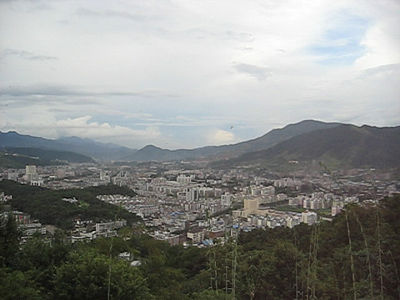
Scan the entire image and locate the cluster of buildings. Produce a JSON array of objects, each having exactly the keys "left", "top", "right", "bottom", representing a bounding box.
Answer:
[
  {"left": 71, "top": 219, "right": 127, "bottom": 243},
  {"left": 1, "top": 161, "right": 399, "bottom": 247},
  {"left": 0, "top": 192, "right": 12, "bottom": 202},
  {"left": 233, "top": 198, "right": 318, "bottom": 231},
  {"left": 0, "top": 210, "right": 47, "bottom": 242}
]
